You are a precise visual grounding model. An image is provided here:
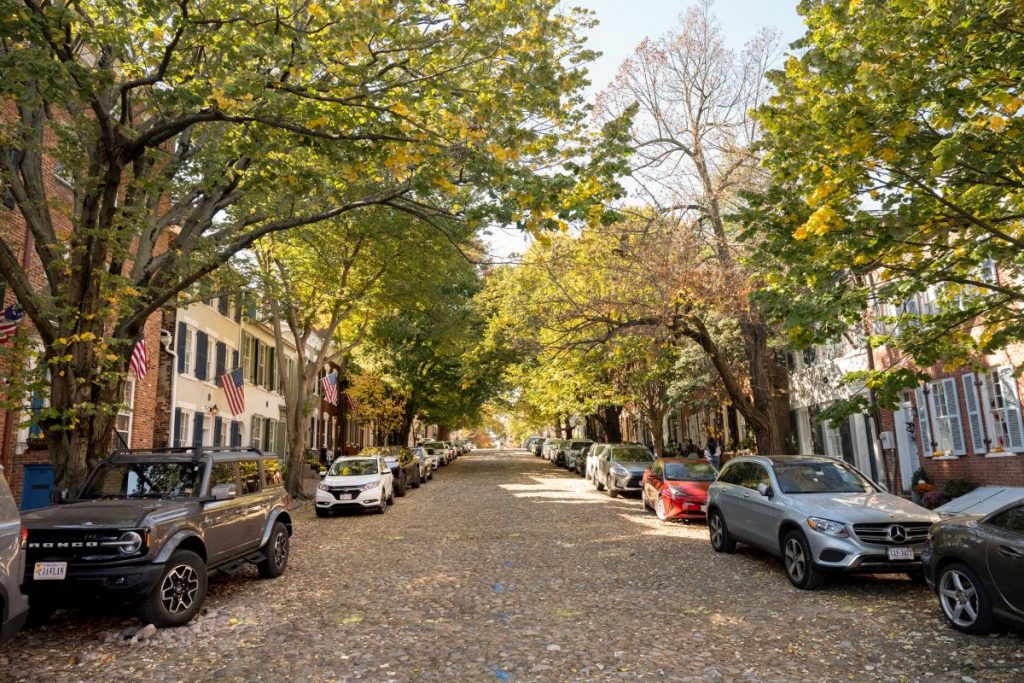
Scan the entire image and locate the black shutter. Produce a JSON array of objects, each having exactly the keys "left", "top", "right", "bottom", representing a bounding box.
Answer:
[
  {"left": 268, "top": 346, "right": 276, "bottom": 391},
  {"left": 195, "top": 332, "right": 208, "bottom": 380},
  {"left": 234, "top": 296, "right": 242, "bottom": 323},
  {"left": 176, "top": 322, "right": 186, "bottom": 374},
  {"left": 232, "top": 349, "right": 239, "bottom": 371},
  {"left": 193, "top": 412, "right": 204, "bottom": 448},
  {"left": 215, "top": 342, "right": 226, "bottom": 378},
  {"left": 173, "top": 408, "right": 183, "bottom": 446},
  {"left": 217, "top": 297, "right": 229, "bottom": 316},
  {"left": 213, "top": 417, "right": 223, "bottom": 447},
  {"left": 230, "top": 421, "right": 241, "bottom": 447}
]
